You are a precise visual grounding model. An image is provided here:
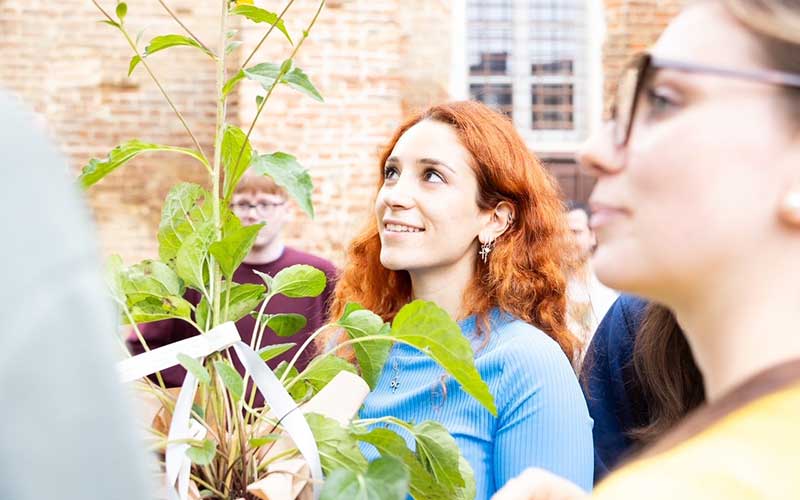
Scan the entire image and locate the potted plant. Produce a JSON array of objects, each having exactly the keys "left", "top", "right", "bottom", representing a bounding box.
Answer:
[{"left": 80, "top": 1, "right": 496, "bottom": 498}]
